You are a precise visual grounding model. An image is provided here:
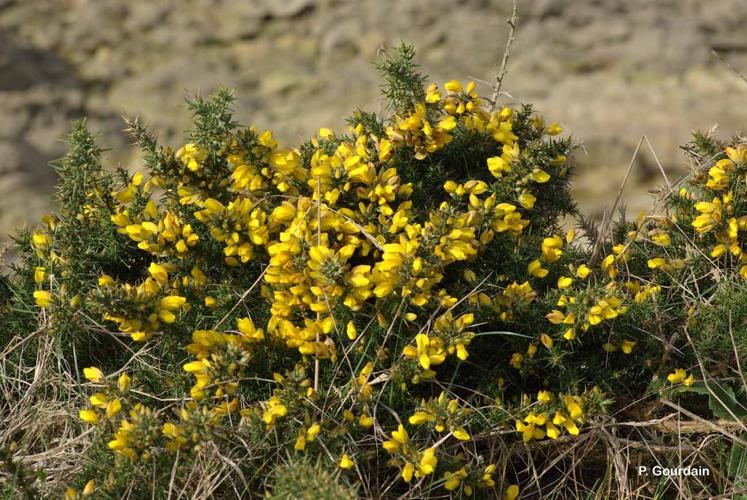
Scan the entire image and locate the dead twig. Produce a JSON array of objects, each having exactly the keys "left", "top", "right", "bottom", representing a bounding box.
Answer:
[
  {"left": 712, "top": 49, "right": 747, "bottom": 87},
  {"left": 661, "top": 399, "right": 747, "bottom": 447},
  {"left": 589, "top": 136, "right": 644, "bottom": 265},
  {"left": 490, "top": 0, "right": 518, "bottom": 111}
]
